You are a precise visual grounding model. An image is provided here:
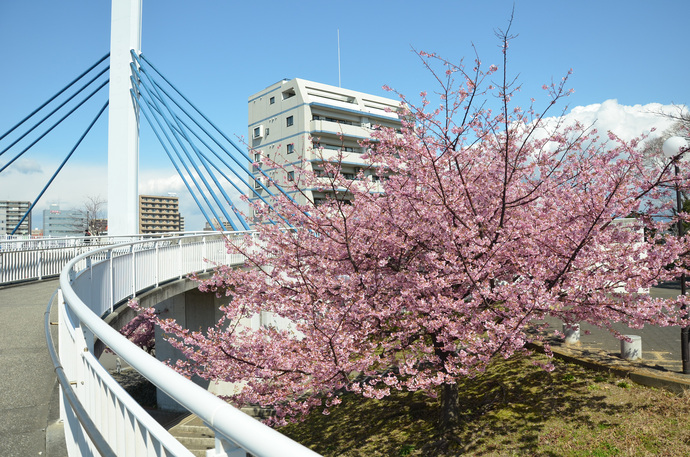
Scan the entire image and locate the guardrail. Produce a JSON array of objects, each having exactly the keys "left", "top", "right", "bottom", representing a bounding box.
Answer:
[
  {"left": 0, "top": 231, "right": 218, "bottom": 285},
  {"left": 53, "top": 232, "right": 321, "bottom": 457}
]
